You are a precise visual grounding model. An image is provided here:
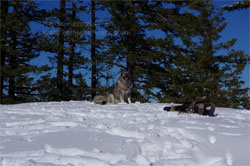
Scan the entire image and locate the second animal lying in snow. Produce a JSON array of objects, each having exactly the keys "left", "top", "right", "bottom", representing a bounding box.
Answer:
[
  {"left": 93, "top": 70, "right": 133, "bottom": 104},
  {"left": 164, "top": 98, "right": 216, "bottom": 117}
]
